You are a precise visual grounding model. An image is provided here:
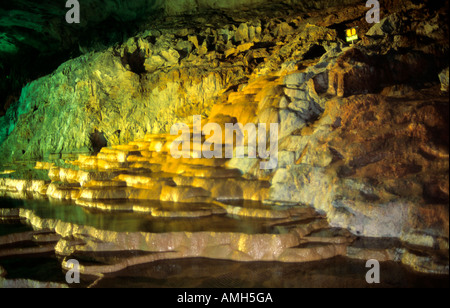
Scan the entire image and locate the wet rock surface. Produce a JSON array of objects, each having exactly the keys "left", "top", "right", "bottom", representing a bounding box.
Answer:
[{"left": 0, "top": 196, "right": 448, "bottom": 287}]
